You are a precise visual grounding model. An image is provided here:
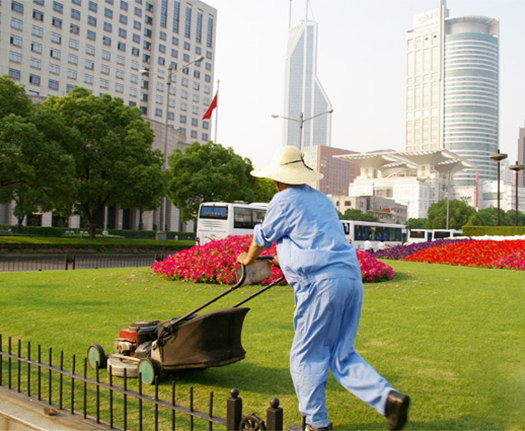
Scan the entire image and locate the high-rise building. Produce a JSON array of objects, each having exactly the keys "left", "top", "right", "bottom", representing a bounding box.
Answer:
[
  {"left": 518, "top": 122, "right": 525, "bottom": 187},
  {"left": 0, "top": 0, "right": 216, "bottom": 231},
  {"left": 404, "top": 0, "right": 499, "bottom": 187},
  {"left": 282, "top": 9, "right": 332, "bottom": 150}
]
